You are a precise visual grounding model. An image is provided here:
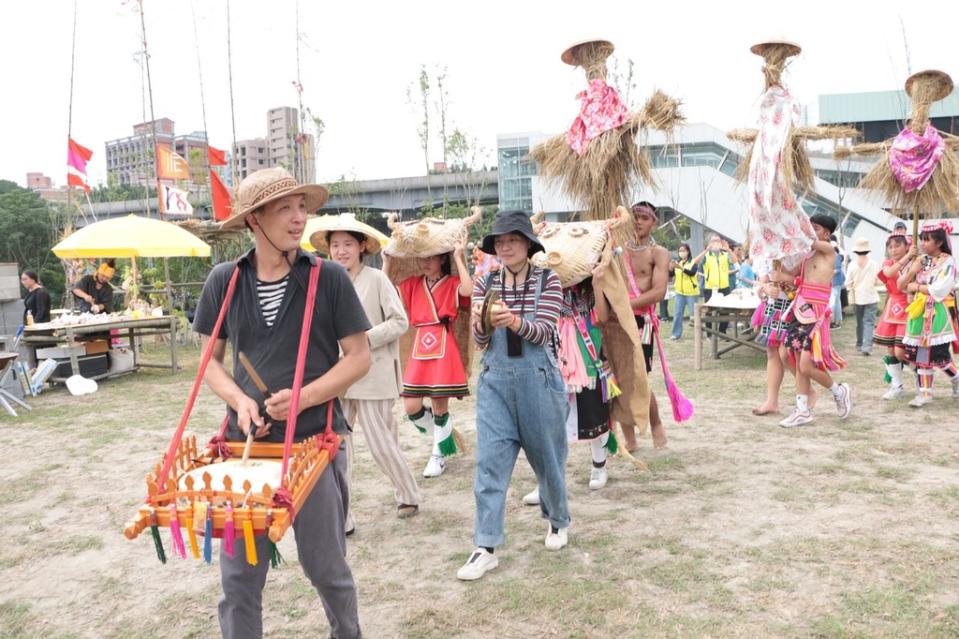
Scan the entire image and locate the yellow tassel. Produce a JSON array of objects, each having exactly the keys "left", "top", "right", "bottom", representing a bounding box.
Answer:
[
  {"left": 607, "top": 379, "right": 622, "bottom": 400},
  {"left": 242, "top": 516, "right": 258, "bottom": 566},
  {"left": 185, "top": 515, "right": 200, "bottom": 560},
  {"left": 906, "top": 293, "right": 926, "bottom": 319}
]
